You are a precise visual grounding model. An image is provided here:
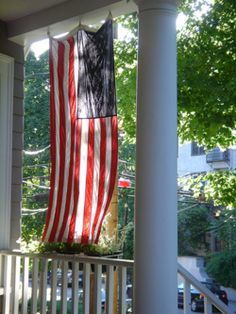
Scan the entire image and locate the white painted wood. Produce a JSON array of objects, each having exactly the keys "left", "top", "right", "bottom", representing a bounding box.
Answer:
[
  {"left": 0, "top": 54, "right": 14, "bottom": 250},
  {"left": 134, "top": 0, "right": 177, "bottom": 313},
  {"left": 50, "top": 259, "right": 58, "bottom": 314},
  {"left": 22, "top": 256, "right": 29, "bottom": 314},
  {"left": 0, "top": 254, "right": 2, "bottom": 286},
  {"left": 40, "top": 258, "right": 48, "bottom": 313},
  {"left": 3, "top": 255, "right": 12, "bottom": 314},
  {"left": 0, "top": 251, "right": 133, "bottom": 268},
  {"left": 0, "top": 254, "right": 3, "bottom": 297},
  {"left": 7, "top": 0, "right": 137, "bottom": 46},
  {"left": 106, "top": 265, "right": 114, "bottom": 314},
  {"left": 0, "top": 251, "right": 233, "bottom": 314},
  {"left": 204, "top": 297, "right": 212, "bottom": 314},
  {"left": 31, "top": 257, "right": 39, "bottom": 314},
  {"left": 183, "top": 279, "right": 191, "bottom": 314},
  {"left": 94, "top": 264, "right": 102, "bottom": 314},
  {"left": 72, "top": 260, "right": 79, "bottom": 314},
  {"left": 118, "top": 266, "right": 126, "bottom": 314},
  {"left": 61, "top": 260, "right": 68, "bottom": 314},
  {"left": 83, "top": 263, "right": 91, "bottom": 314},
  {"left": 12, "top": 255, "right": 21, "bottom": 314}
]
